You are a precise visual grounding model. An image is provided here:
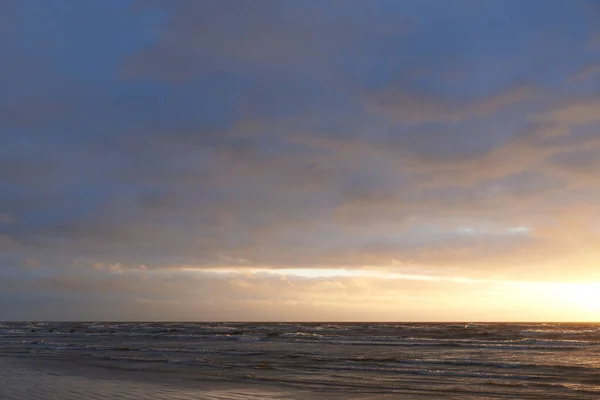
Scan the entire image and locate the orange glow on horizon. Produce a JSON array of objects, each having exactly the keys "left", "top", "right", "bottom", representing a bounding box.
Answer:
[{"left": 168, "top": 265, "right": 600, "bottom": 322}]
